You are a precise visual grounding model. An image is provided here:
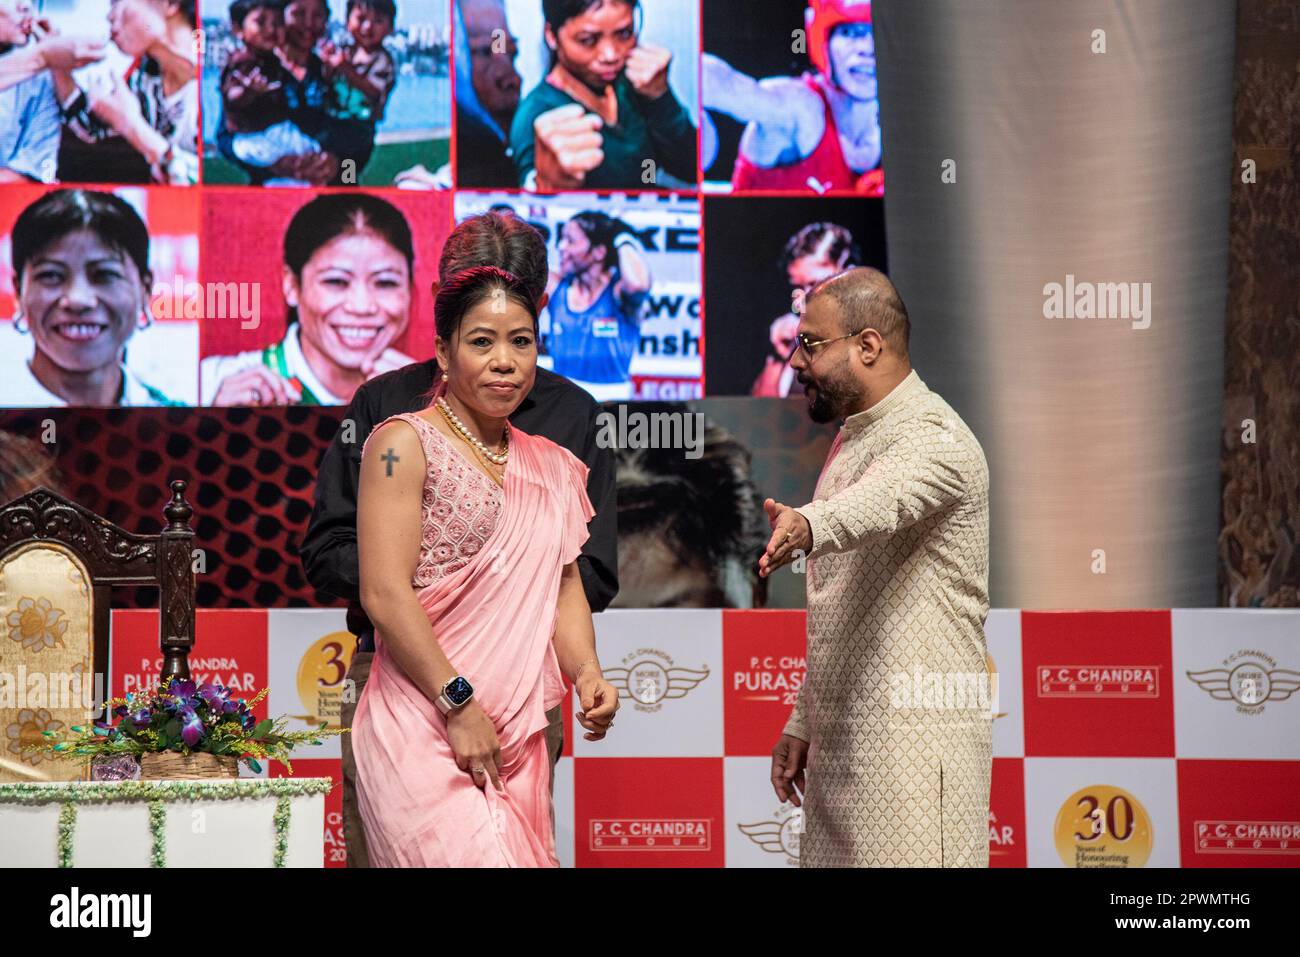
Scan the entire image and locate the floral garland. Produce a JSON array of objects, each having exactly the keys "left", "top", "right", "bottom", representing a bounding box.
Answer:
[
  {"left": 0, "top": 778, "right": 332, "bottom": 803},
  {"left": 273, "top": 795, "right": 291, "bottom": 868},
  {"left": 0, "top": 779, "right": 332, "bottom": 868},
  {"left": 149, "top": 800, "right": 166, "bottom": 868},
  {"left": 57, "top": 802, "right": 76, "bottom": 868}
]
